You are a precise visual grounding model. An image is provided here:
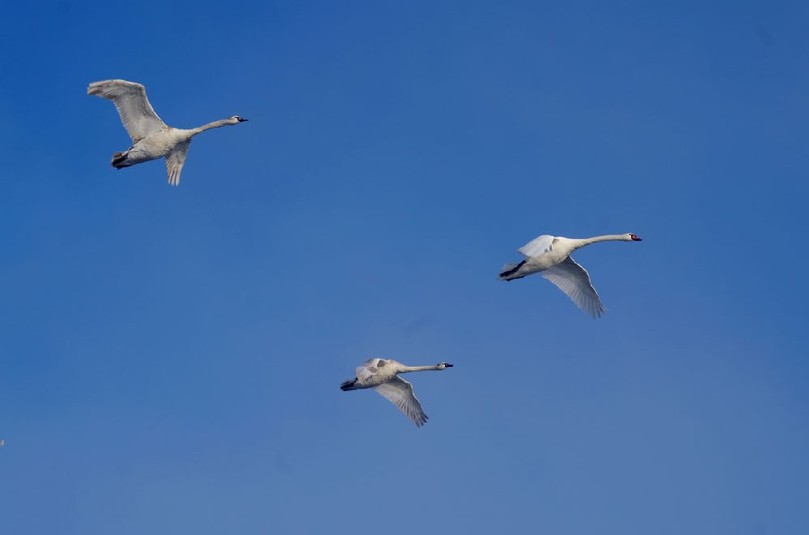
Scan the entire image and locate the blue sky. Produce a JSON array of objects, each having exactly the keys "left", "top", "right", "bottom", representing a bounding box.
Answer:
[{"left": 2, "top": 1, "right": 808, "bottom": 533}]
